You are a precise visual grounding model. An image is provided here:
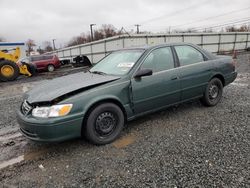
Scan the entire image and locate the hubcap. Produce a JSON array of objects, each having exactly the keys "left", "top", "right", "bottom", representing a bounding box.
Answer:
[
  {"left": 95, "top": 112, "right": 116, "bottom": 136},
  {"left": 209, "top": 84, "right": 219, "bottom": 99},
  {"left": 48, "top": 65, "right": 54, "bottom": 72},
  {"left": 1, "top": 65, "right": 14, "bottom": 77}
]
